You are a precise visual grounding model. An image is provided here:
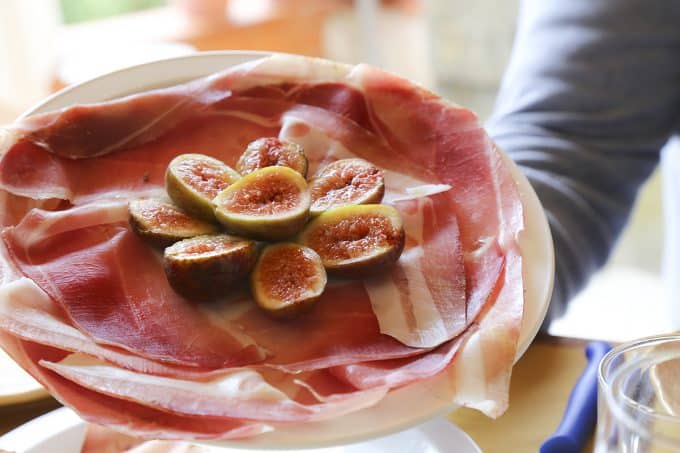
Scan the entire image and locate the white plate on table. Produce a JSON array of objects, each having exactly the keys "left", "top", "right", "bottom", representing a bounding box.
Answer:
[
  {"left": 2, "top": 51, "right": 554, "bottom": 450},
  {"left": 0, "top": 407, "right": 482, "bottom": 453},
  {"left": 0, "top": 348, "right": 46, "bottom": 406}
]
